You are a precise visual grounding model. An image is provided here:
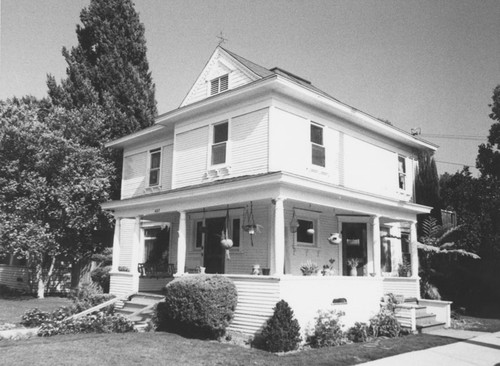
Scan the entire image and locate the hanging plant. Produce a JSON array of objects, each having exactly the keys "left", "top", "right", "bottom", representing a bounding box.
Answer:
[
  {"left": 242, "top": 202, "right": 261, "bottom": 246},
  {"left": 328, "top": 233, "right": 342, "bottom": 245},
  {"left": 220, "top": 207, "right": 233, "bottom": 259}
]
